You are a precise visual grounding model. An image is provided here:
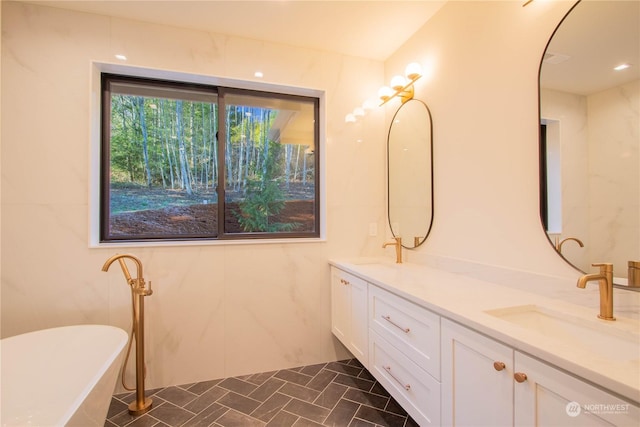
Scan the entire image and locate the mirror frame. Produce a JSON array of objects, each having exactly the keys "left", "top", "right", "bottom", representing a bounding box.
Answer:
[
  {"left": 387, "top": 98, "right": 434, "bottom": 249},
  {"left": 537, "top": 0, "right": 582, "bottom": 272}
]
